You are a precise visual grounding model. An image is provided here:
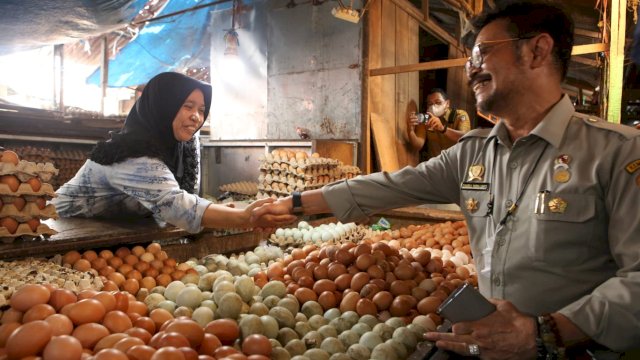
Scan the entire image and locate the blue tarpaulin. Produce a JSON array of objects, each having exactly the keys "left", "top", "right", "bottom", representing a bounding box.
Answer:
[{"left": 87, "top": 0, "right": 232, "bottom": 87}]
